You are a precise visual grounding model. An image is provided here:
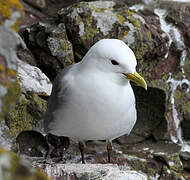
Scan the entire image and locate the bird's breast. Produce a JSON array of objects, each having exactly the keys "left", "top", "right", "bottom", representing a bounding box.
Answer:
[{"left": 51, "top": 71, "right": 137, "bottom": 140}]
